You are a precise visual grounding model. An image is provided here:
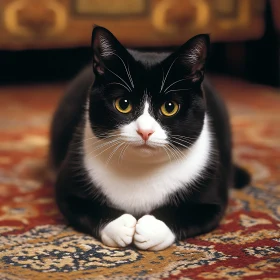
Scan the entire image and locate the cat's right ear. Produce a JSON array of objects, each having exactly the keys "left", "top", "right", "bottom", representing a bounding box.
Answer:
[{"left": 91, "top": 26, "right": 127, "bottom": 76}]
